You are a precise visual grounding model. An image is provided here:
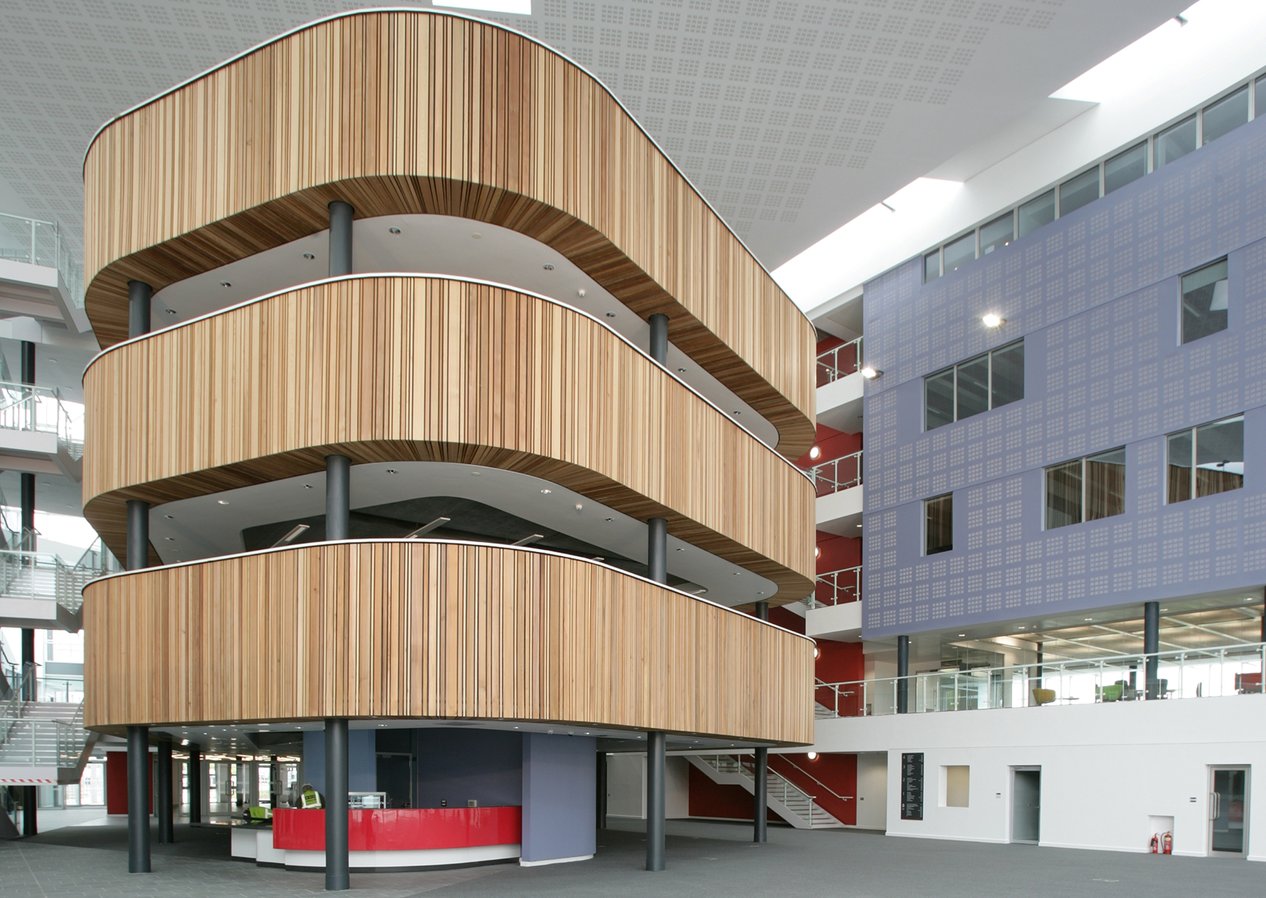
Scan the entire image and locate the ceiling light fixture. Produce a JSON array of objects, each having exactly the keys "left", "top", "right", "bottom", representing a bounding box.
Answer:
[
  {"left": 807, "top": 751, "right": 819, "bottom": 760},
  {"left": 860, "top": 366, "right": 882, "bottom": 379},
  {"left": 216, "top": 499, "right": 230, "bottom": 506},
  {"left": 388, "top": 226, "right": 402, "bottom": 235},
  {"left": 220, "top": 281, "right": 231, "bottom": 288},
  {"left": 406, "top": 517, "right": 451, "bottom": 538},
  {"left": 302, "top": 252, "right": 316, "bottom": 260},
  {"left": 808, "top": 446, "right": 822, "bottom": 460},
  {"left": 540, "top": 488, "right": 552, "bottom": 495},
  {"left": 165, "top": 308, "right": 178, "bottom": 315},
  {"left": 814, "top": 546, "right": 821, "bottom": 558},
  {"left": 542, "top": 263, "right": 555, "bottom": 271},
  {"left": 981, "top": 312, "right": 1005, "bottom": 328},
  {"left": 512, "top": 534, "right": 545, "bottom": 546},
  {"left": 386, "top": 468, "right": 398, "bottom": 474},
  {"left": 677, "top": 367, "right": 686, "bottom": 373},
  {"left": 605, "top": 311, "right": 616, "bottom": 318},
  {"left": 272, "top": 523, "right": 311, "bottom": 548}
]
